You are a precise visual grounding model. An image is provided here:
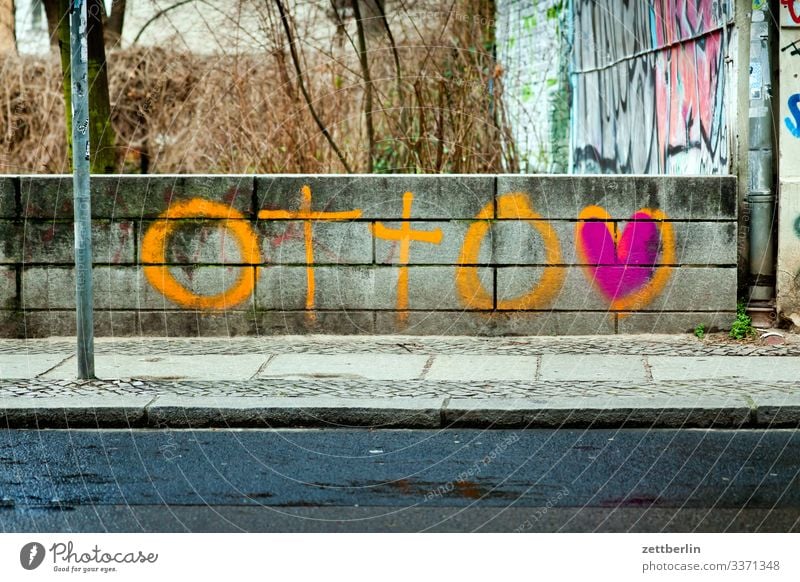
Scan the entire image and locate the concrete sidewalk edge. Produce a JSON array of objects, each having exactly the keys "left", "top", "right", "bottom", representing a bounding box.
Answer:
[{"left": 2, "top": 395, "right": 799, "bottom": 429}]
